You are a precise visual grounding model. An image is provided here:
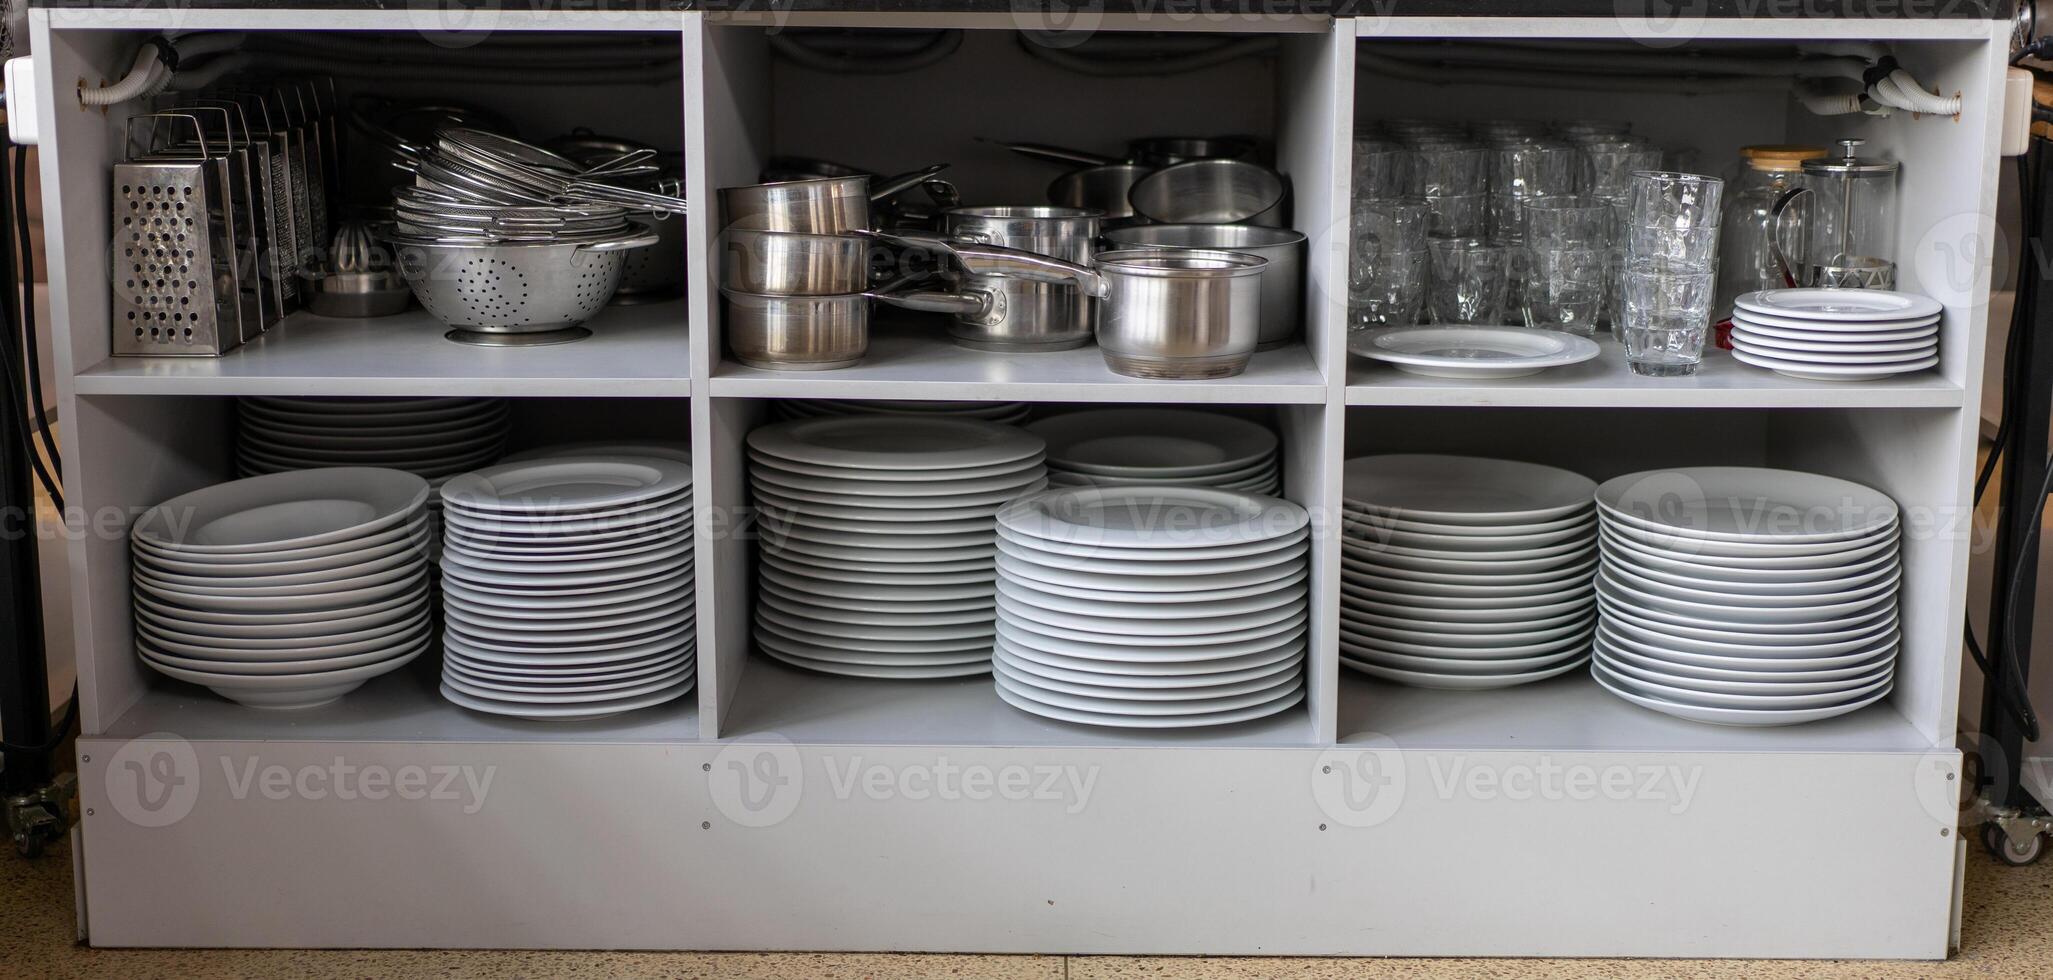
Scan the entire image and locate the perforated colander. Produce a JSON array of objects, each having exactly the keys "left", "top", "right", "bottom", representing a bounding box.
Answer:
[{"left": 384, "top": 221, "right": 657, "bottom": 346}]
